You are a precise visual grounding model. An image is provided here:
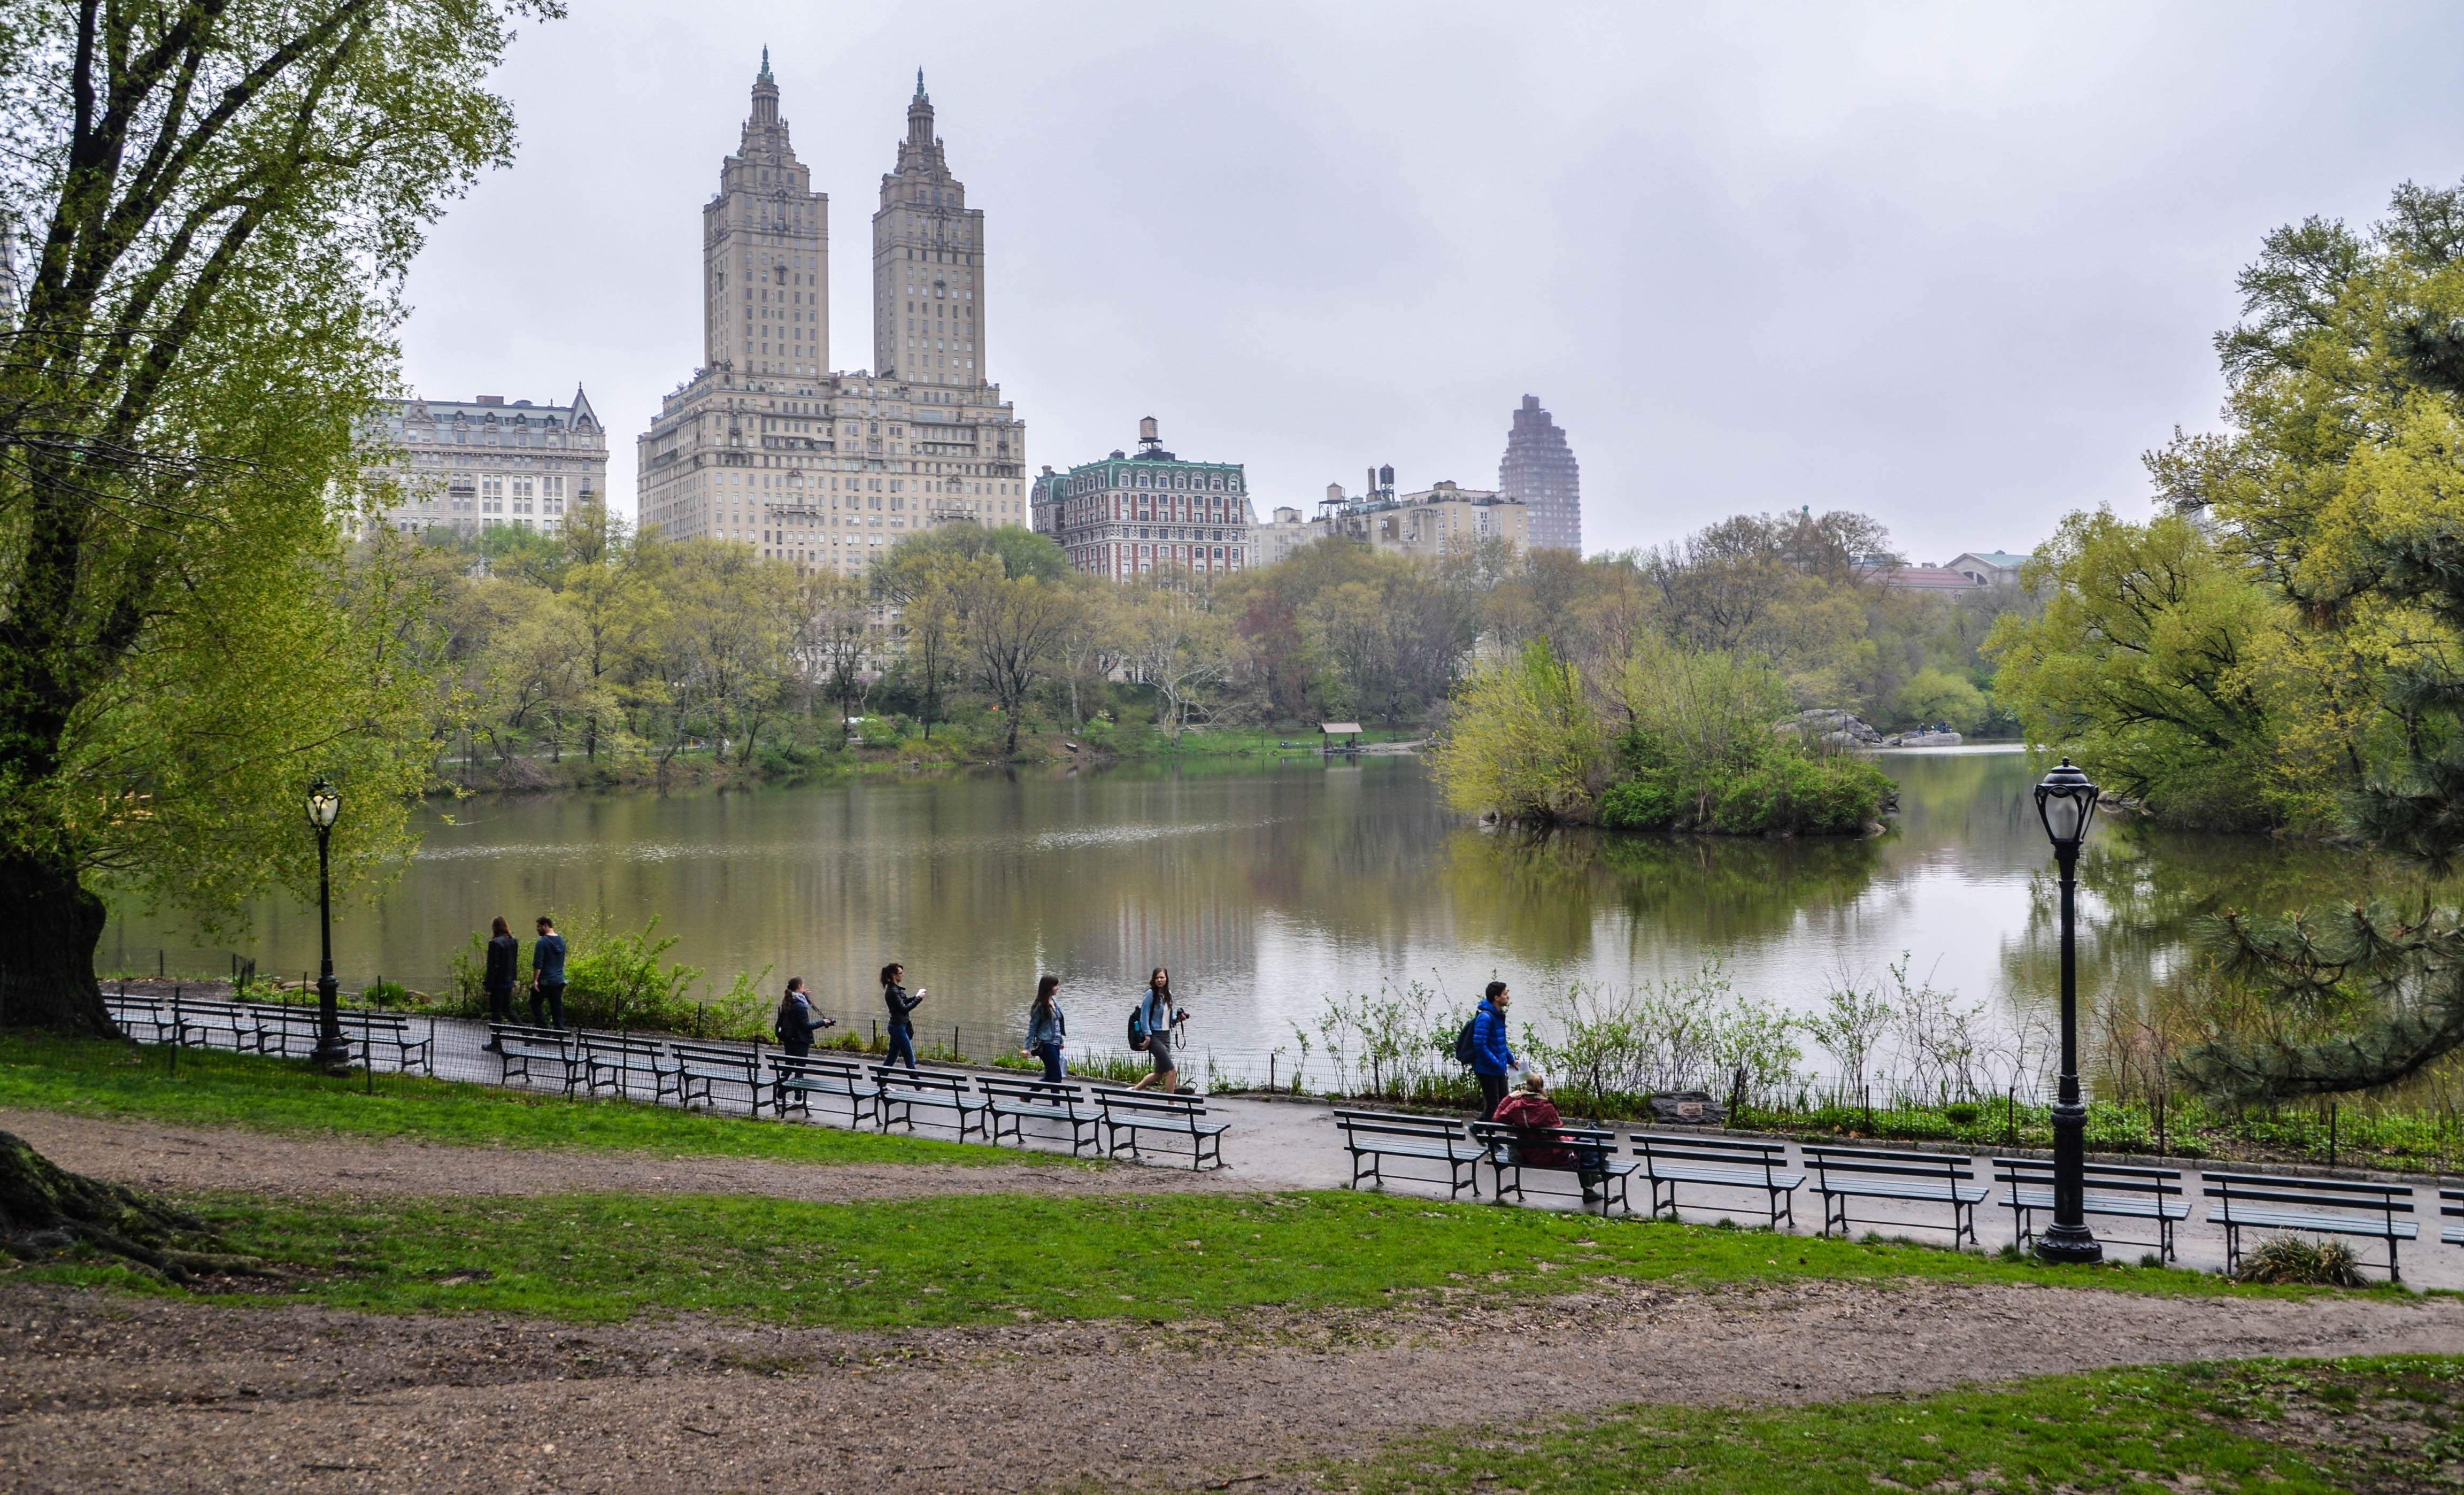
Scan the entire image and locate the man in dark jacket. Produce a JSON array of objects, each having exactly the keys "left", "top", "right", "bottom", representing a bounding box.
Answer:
[
  {"left": 530, "top": 916, "right": 568, "bottom": 1029},
  {"left": 1470, "top": 981, "right": 1518, "bottom": 1120}
]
